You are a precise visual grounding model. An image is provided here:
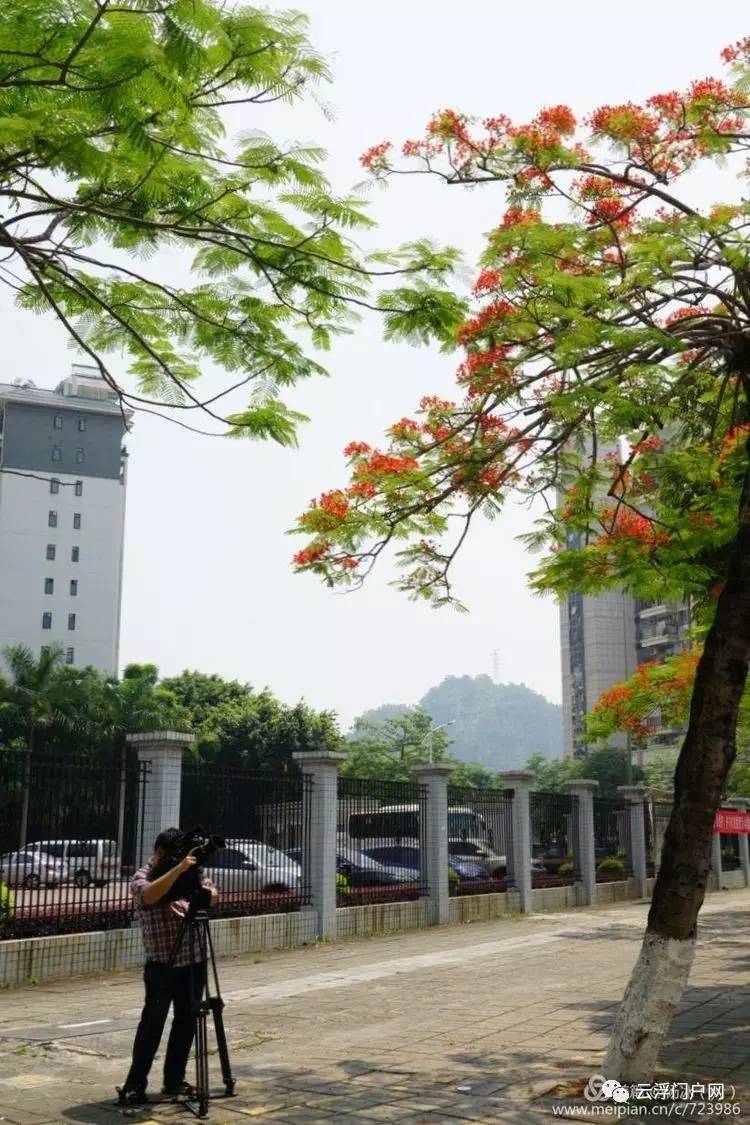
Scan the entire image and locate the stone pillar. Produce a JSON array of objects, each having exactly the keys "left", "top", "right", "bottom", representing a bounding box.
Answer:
[
  {"left": 618, "top": 784, "right": 649, "bottom": 899},
  {"left": 499, "top": 771, "right": 533, "bottom": 913},
  {"left": 127, "top": 731, "right": 193, "bottom": 866},
  {"left": 724, "top": 798, "right": 750, "bottom": 887},
  {"left": 411, "top": 764, "right": 453, "bottom": 925},
  {"left": 293, "top": 751, "right": 345, "bottom": 941},
  {"left": 566, "top": 779, "right": 598, "bottom": 906}
]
